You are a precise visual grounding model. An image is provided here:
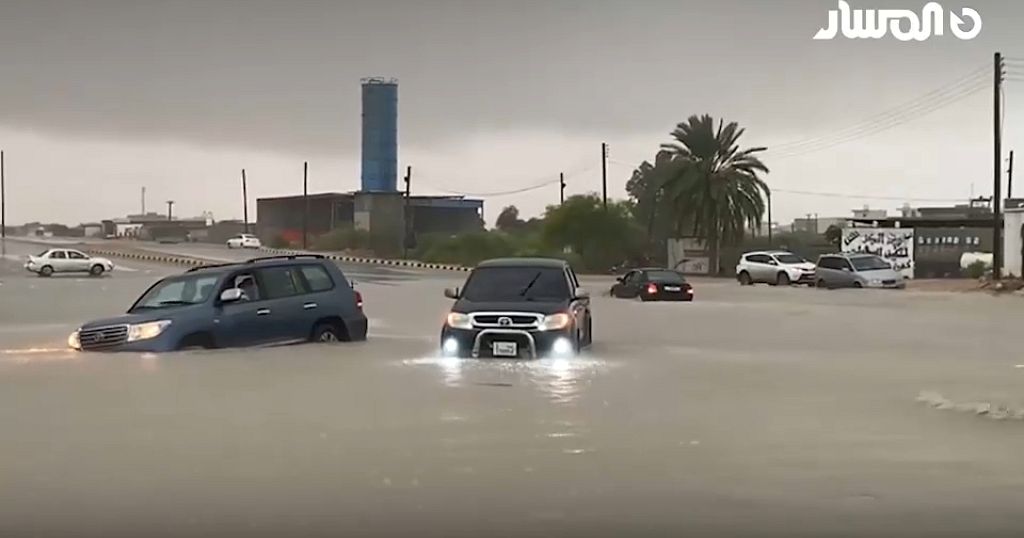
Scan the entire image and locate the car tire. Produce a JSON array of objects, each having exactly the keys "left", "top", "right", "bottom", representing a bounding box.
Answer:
[
  {"left": 39, "top": 265, "right": 54, "bottom": 277},
  {"left": 177, "top": 333, "right": 215, "bottom": 351},
  {"left": 816, "top": 279, "right": 828, "bottom": 289},
  {"left": 311, "top": 322, "right": 343, "bottom": 343},
  {"left": 738, "top": 271, "right": 753, "bottom": 286},
  {"left": 89, "top": 264, "right": 105, "bottom": 277},
  {"left": 853, "top": 281, "right": 863, "bottom": 289},
  {"left": 776, "top": 272, "right": 791, "bottom": 286}
]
